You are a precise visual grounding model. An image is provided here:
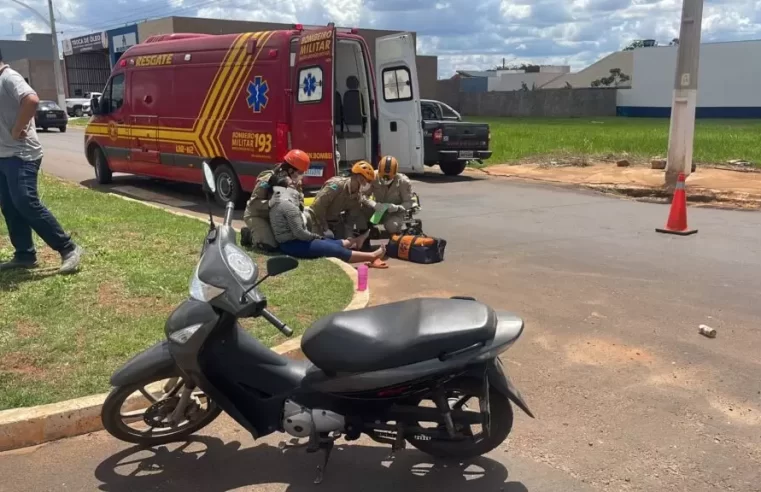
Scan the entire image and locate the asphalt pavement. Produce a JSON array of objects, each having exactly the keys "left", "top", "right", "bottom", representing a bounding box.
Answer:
[{"left": 1, "top": 129, "right": 760, "bottom": 491}]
